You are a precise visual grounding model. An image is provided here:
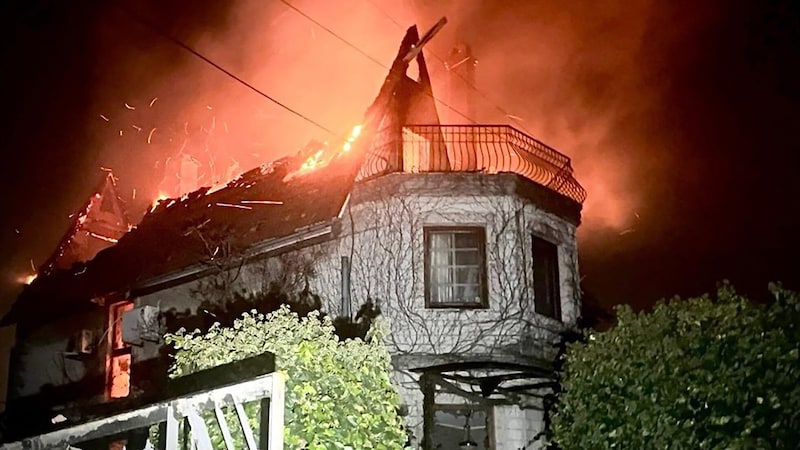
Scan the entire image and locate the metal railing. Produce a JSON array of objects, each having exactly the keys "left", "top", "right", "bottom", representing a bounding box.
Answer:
[
  {"left": 0, "top": 372, "right": 285, "bottom": 450},
  {"left": 358, "top": 124, "right": 586, "bottom": 204}
]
